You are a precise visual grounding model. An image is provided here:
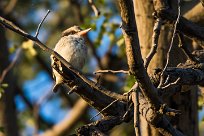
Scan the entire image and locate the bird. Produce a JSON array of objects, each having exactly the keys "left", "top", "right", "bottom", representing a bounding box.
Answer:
[{"left": 51, "top": 26, "right": 91, "bottom": 93}]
